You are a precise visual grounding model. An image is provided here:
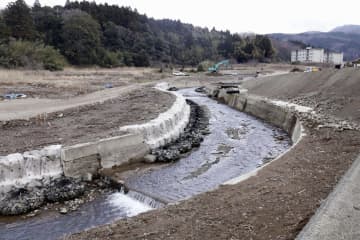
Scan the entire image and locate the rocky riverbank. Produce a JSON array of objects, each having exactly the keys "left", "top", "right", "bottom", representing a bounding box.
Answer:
[
  {"left": 0, "top": 175, "right": 123, "bottom": 216},
  {"left": 148, "top": 99, "right": 210, "bottom": 162}
]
